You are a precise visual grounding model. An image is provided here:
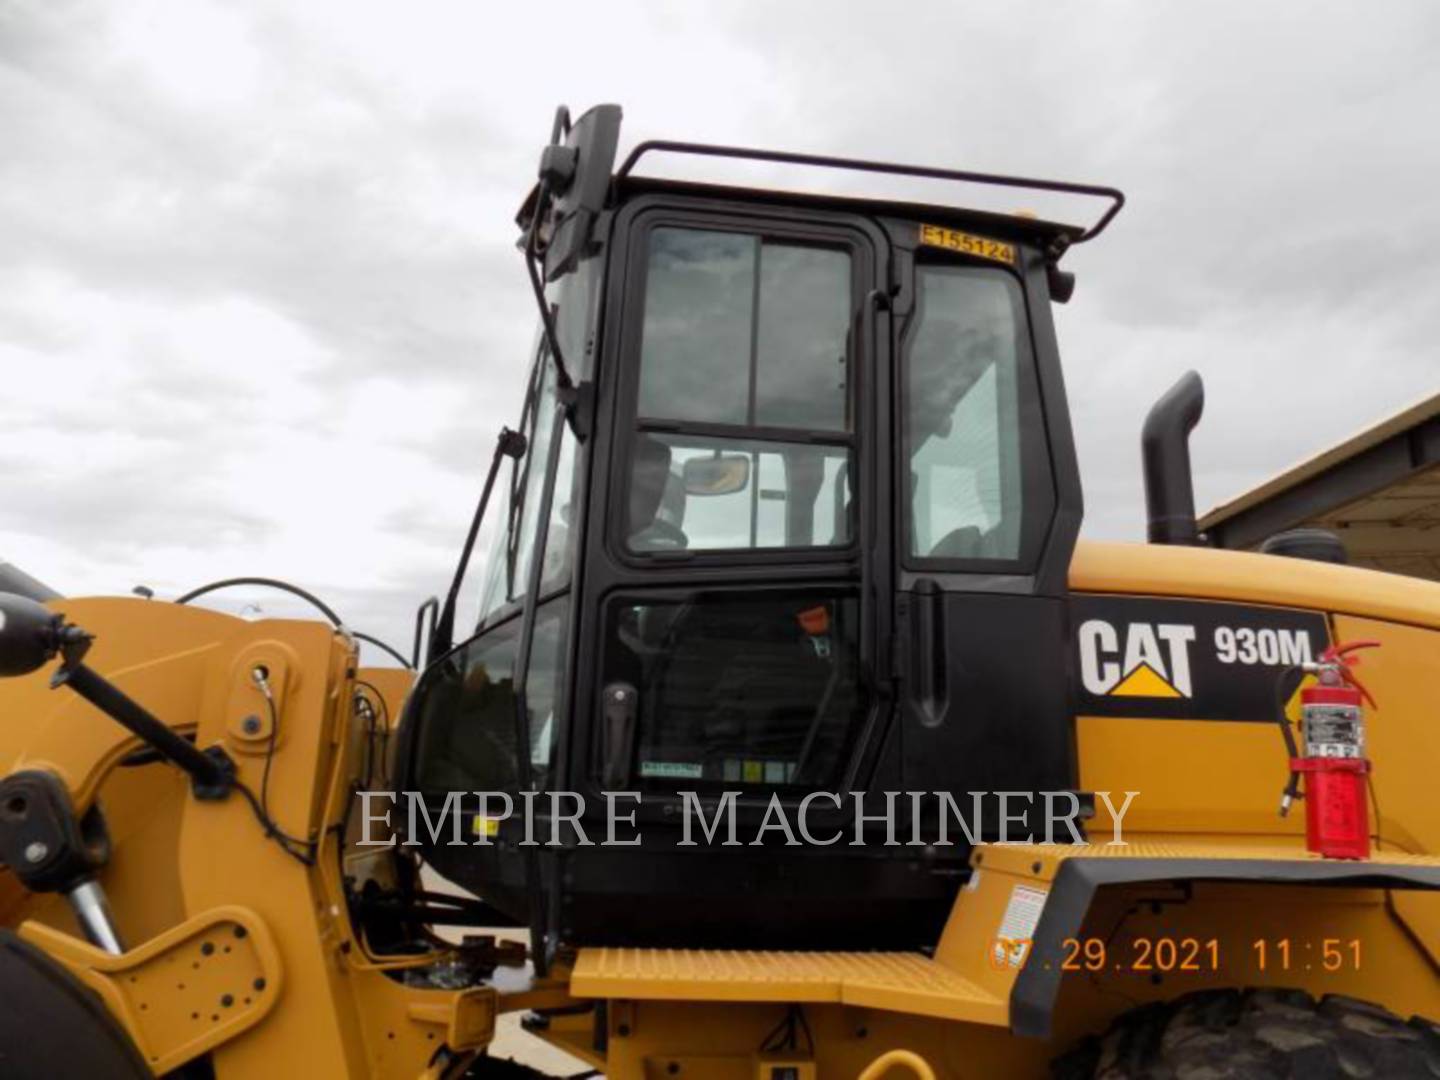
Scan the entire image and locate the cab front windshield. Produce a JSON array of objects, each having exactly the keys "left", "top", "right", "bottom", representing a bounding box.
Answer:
[{"left": 410, "top": 261, "right": 596, "bottom": 798}]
